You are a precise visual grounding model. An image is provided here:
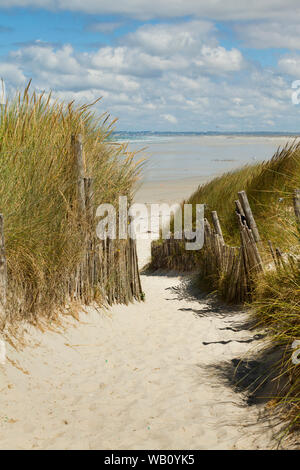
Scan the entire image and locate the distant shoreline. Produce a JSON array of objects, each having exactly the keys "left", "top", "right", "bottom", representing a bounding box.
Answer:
[
  {"left": 121, "top": 134, "right": 294, "bottom": 188},
  {"left": 112, "top": 131, "right": 300, "bottom": 141}
]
